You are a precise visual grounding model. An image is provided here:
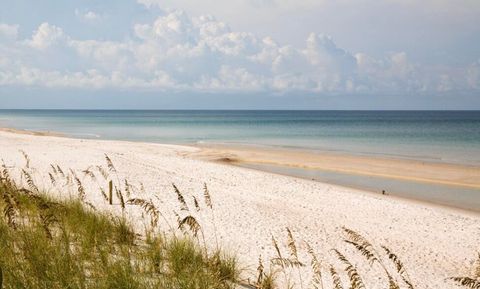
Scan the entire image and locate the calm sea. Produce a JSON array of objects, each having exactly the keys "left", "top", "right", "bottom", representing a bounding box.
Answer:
[
  {"left": 1, "top": 110, "right": 479, "bottom": 165},
  {"left": 1, "top": 110, "right": 479, "bottom": 210}
]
